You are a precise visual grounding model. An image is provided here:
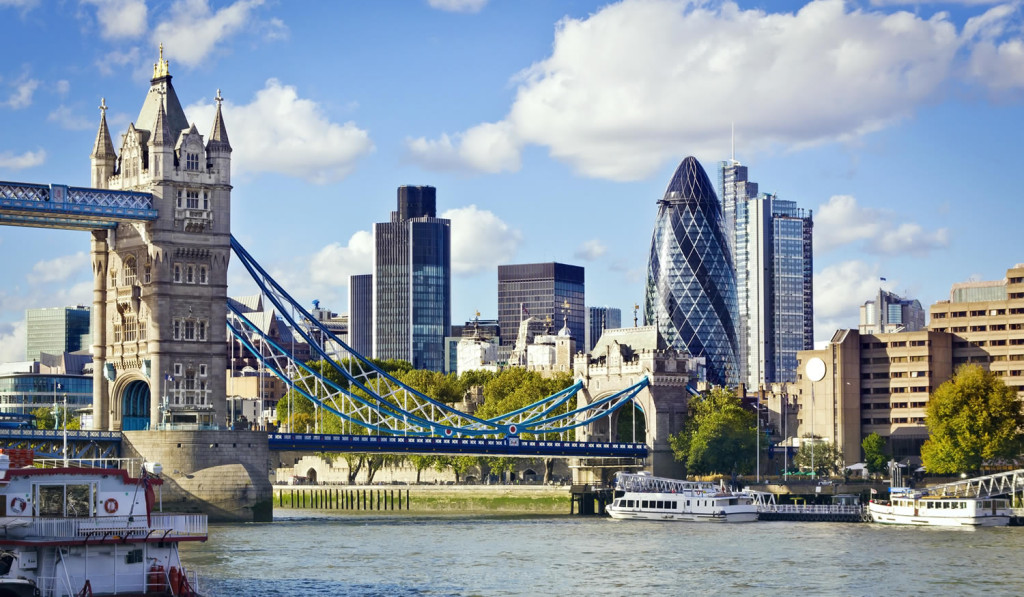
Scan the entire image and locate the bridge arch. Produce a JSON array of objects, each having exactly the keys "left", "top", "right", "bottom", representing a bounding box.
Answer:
[{"left": 114, "top": 376, "right": 151, "bottom": 431}]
